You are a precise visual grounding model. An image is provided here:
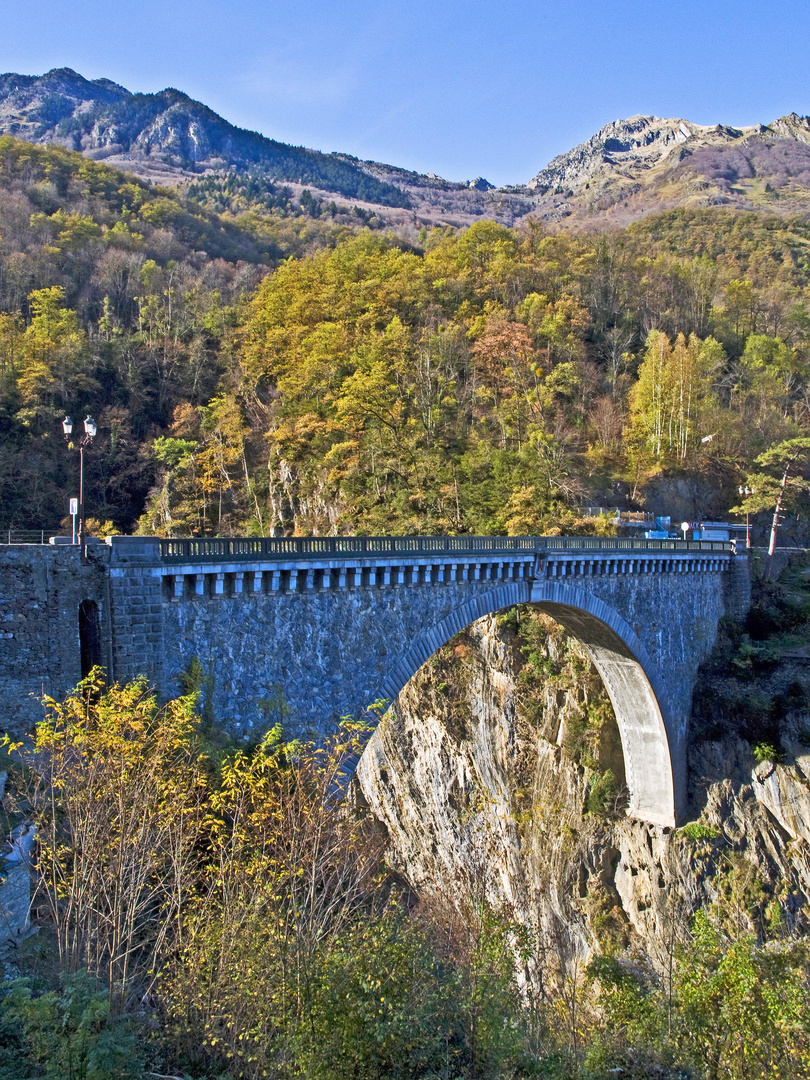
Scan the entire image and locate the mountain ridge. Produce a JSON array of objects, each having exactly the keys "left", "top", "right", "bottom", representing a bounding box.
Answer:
[
  {"left": 6, "top": 69, "right": 810, "bottom": 229},
  {"left": 0, "top": 67, "right": 412, "bottom": 208}
]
